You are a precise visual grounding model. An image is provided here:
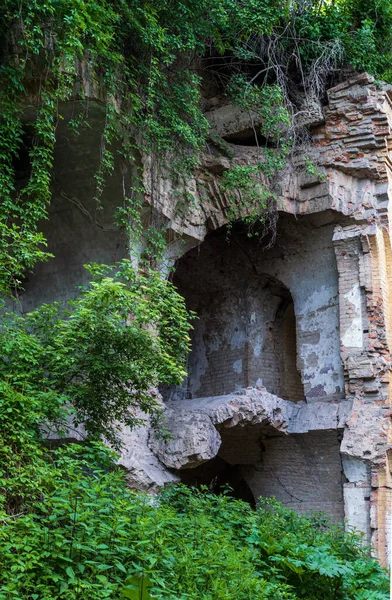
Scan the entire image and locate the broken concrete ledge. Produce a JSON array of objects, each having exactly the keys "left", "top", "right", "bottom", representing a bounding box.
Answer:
[{"left": 149, "top": 387, "right": 352, "bottom": 470}]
